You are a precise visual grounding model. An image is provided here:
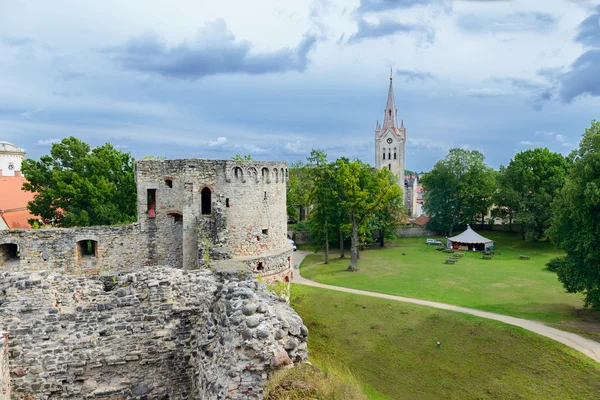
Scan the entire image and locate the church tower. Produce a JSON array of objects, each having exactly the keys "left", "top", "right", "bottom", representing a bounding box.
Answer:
[{"left": 374, "top": 71, "right": 406, "bottom": 199}]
